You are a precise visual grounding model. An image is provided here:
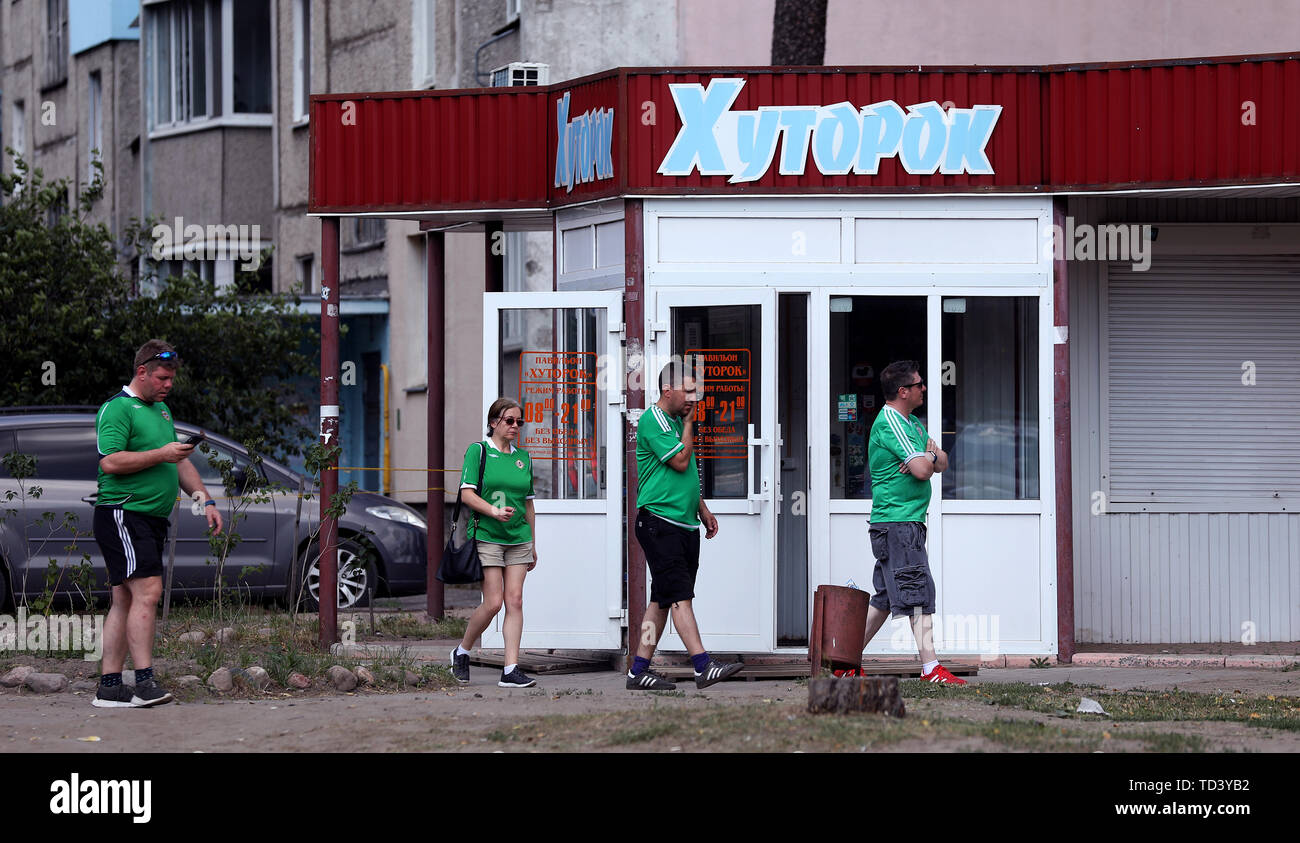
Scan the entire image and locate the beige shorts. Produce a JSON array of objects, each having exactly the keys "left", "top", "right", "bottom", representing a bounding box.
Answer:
[{"left": 478, "top": 540, "right": 533, "bottom": 567}]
